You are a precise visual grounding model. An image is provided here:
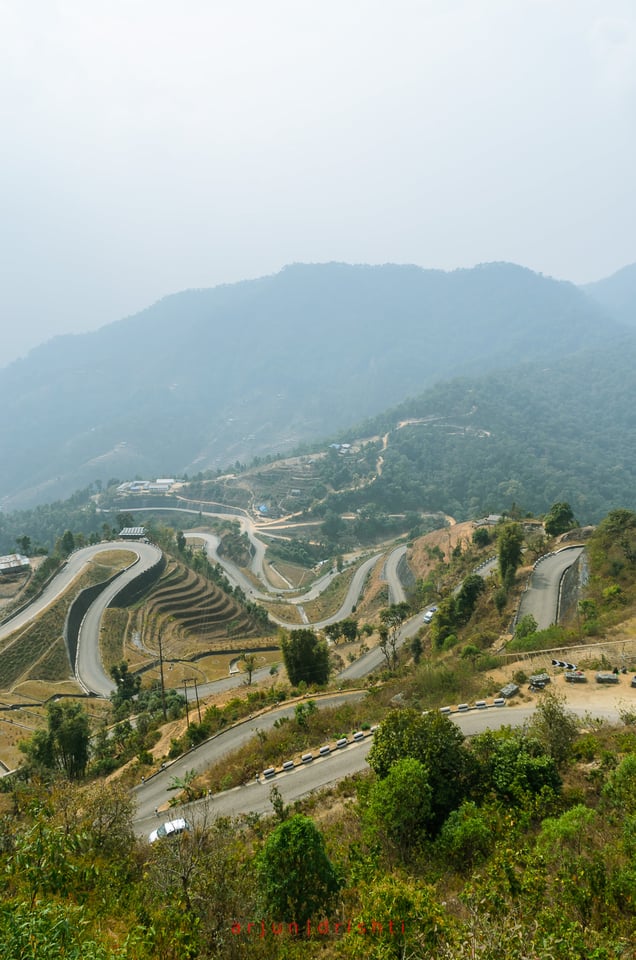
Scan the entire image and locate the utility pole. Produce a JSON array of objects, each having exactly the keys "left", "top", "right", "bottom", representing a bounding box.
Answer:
[
  {"left": 183, "top": 678, "right": 190, "bottom": 728},
  {"left": 183, "top": 678, "right": 201, "bottom": 725},
  {"left": 158, "top": 635, "right": 167, "bottom": 721},
  {"left": 193, "top": 678, "right": 202, "bottom": 724}
]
